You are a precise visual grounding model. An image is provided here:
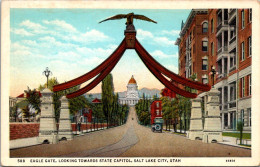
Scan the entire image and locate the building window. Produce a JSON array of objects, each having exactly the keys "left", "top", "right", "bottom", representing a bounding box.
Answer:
[
  {"left": 202, "top": 22, "right": 208, "bottom": 33},
  {"left": 202, "top": 41, "right": 208, "bottom": 51},
  {"left": 242, "top": 77, "right": 245, "bottom": 97},
  {"left": 241, "top": 10, "right": 245, "bottom": 29},
  {"left": 241, "top": 109, "right": 244, "bottom": 126},
  {"left": 211, "top": 19, "right": 214, "bottom": 33},
  {"left": 202, "top": 78, "right": 208, "bottom": 84},
  {"left": 248, "top": 36, "right": 252, "bottom": 57},
  {"left": 249, "top": 74, "right": 251, "bottom": 96},
  {"left": 241, "top": 42, "right": 245, "bottom": 61},
  {"left": 156, "top": 102, "right": 160, "bottom": 108},
  {"left": 156, "top": 109, "right": 159, "bottom": 116},
  {"left": 202, "top": 59, "right": 208, "bottom": 70},
  {"left": 211, "top": 42, "right": 214, "bottom": 56},
  {"left": 249, "top": 9, "right": 252, "bottom": 23},
  {"left": 189, "top": 32, "right": 192, "bottom": 43},
  {"left": 247, "top": 108, "right": 251, "bottom": 127}
]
